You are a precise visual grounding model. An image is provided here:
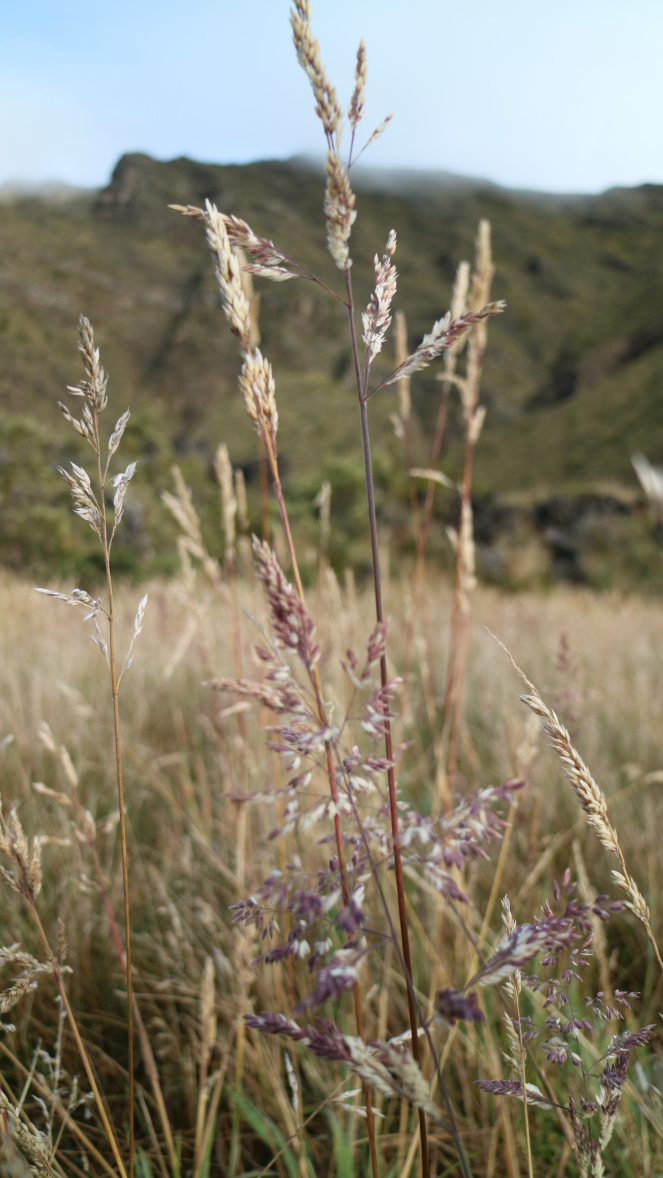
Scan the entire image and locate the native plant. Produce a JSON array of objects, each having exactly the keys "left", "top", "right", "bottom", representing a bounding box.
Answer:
[
  {"left": 169, "top": 3, "right": 513, "bottom": 1175},
  {"left": 472, "top": 887, "right": 655, "bottom": 1178},
  {"left": 32, "top": 317, "right": 149, "bottom": 1178}
]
